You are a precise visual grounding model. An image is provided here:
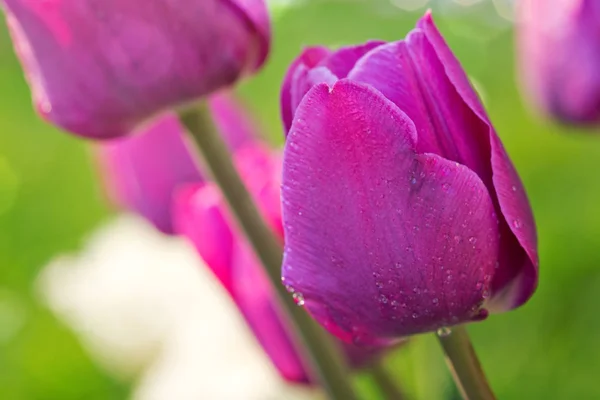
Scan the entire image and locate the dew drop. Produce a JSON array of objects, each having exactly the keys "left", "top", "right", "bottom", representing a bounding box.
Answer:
[
  {"left": 468, "top": 237, "right": 477, "bottom": 245},
  {"left": 394, "top": 262, "right": 403, "bottom": 269},
  {"left": 482, "top": 289, "right": 491, "bottom": 299},
  {"left": 375, "top": 281, "right": 384, "bottom": 289},
  {"left": 442, "top": 183, "right": 450, "bottom": 191},
  {"left": 292, "top": 292, "right": 305, "bottom": 306},
  {"left": 437, "top": 327, "right": 452, "bottom": 337},
  {"left": 432, "top": 297, "right": 439, "bottom": 305},
  {"left": 379, "top": 294, "right": 389, "bottom": 304},
  {"left": 412, "top": 312, "right": 419, "bottom": 319},
  {"left": 512, "top": 219, "right": 522, "bottom": 229},
  {"left": 453, "top": 235, "right": 462, "bottom": 243},
  {"left": 511, "top": 185, "right": 517, "bottom": 192},
  {"left": 391, "top": 300, "right": 399, "bottom": 308}
]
